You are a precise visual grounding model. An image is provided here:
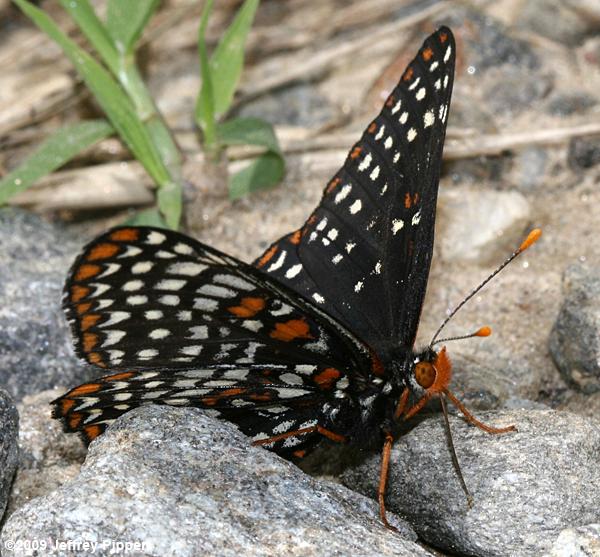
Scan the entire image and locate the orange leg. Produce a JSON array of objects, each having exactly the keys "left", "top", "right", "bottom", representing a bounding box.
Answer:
[
  {"left": 403, "top": 392, "right": 432, "bottom": 420},
  {"left": 444, "top": 389, "right": 516, "bottom": 434},
  {"left": 378, "top": 431, "right": 397, "bottom": 532},
  {"left": 393, "top": 387, "right": 410, "bottom": 420},
  {"left": 252, "top": 424, "right": 346, "bottom": 447}
]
